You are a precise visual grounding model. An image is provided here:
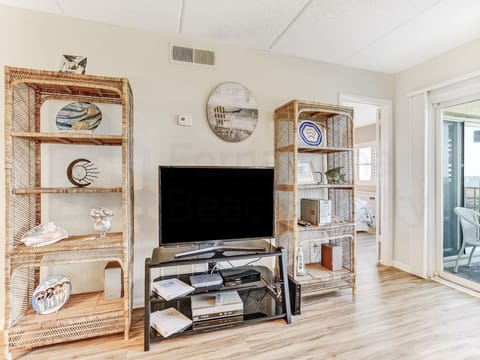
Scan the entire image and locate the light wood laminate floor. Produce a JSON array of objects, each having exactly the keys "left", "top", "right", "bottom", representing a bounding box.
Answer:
[{"left": 9, "top": 234, "right": 480, "bottom": 359}]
